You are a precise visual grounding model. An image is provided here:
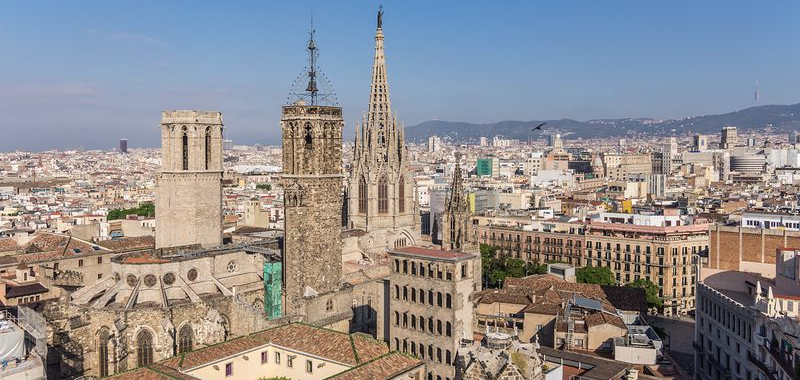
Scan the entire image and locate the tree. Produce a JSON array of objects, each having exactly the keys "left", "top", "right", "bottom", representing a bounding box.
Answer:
[
  {"left": 576, "top": 266, "right": 615, "bottom": 285},
  {"left": 626, "top": 278, "right": 663, "bottom": 309},
  {"left": 479, "top": 244, "right": 547, "bottom": 288},
  {"left": 256, "top": 183, "right": 272, "bottom": 191},
  {"left": 107, "top": 203, "right": 155, "bottom": 220}
]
